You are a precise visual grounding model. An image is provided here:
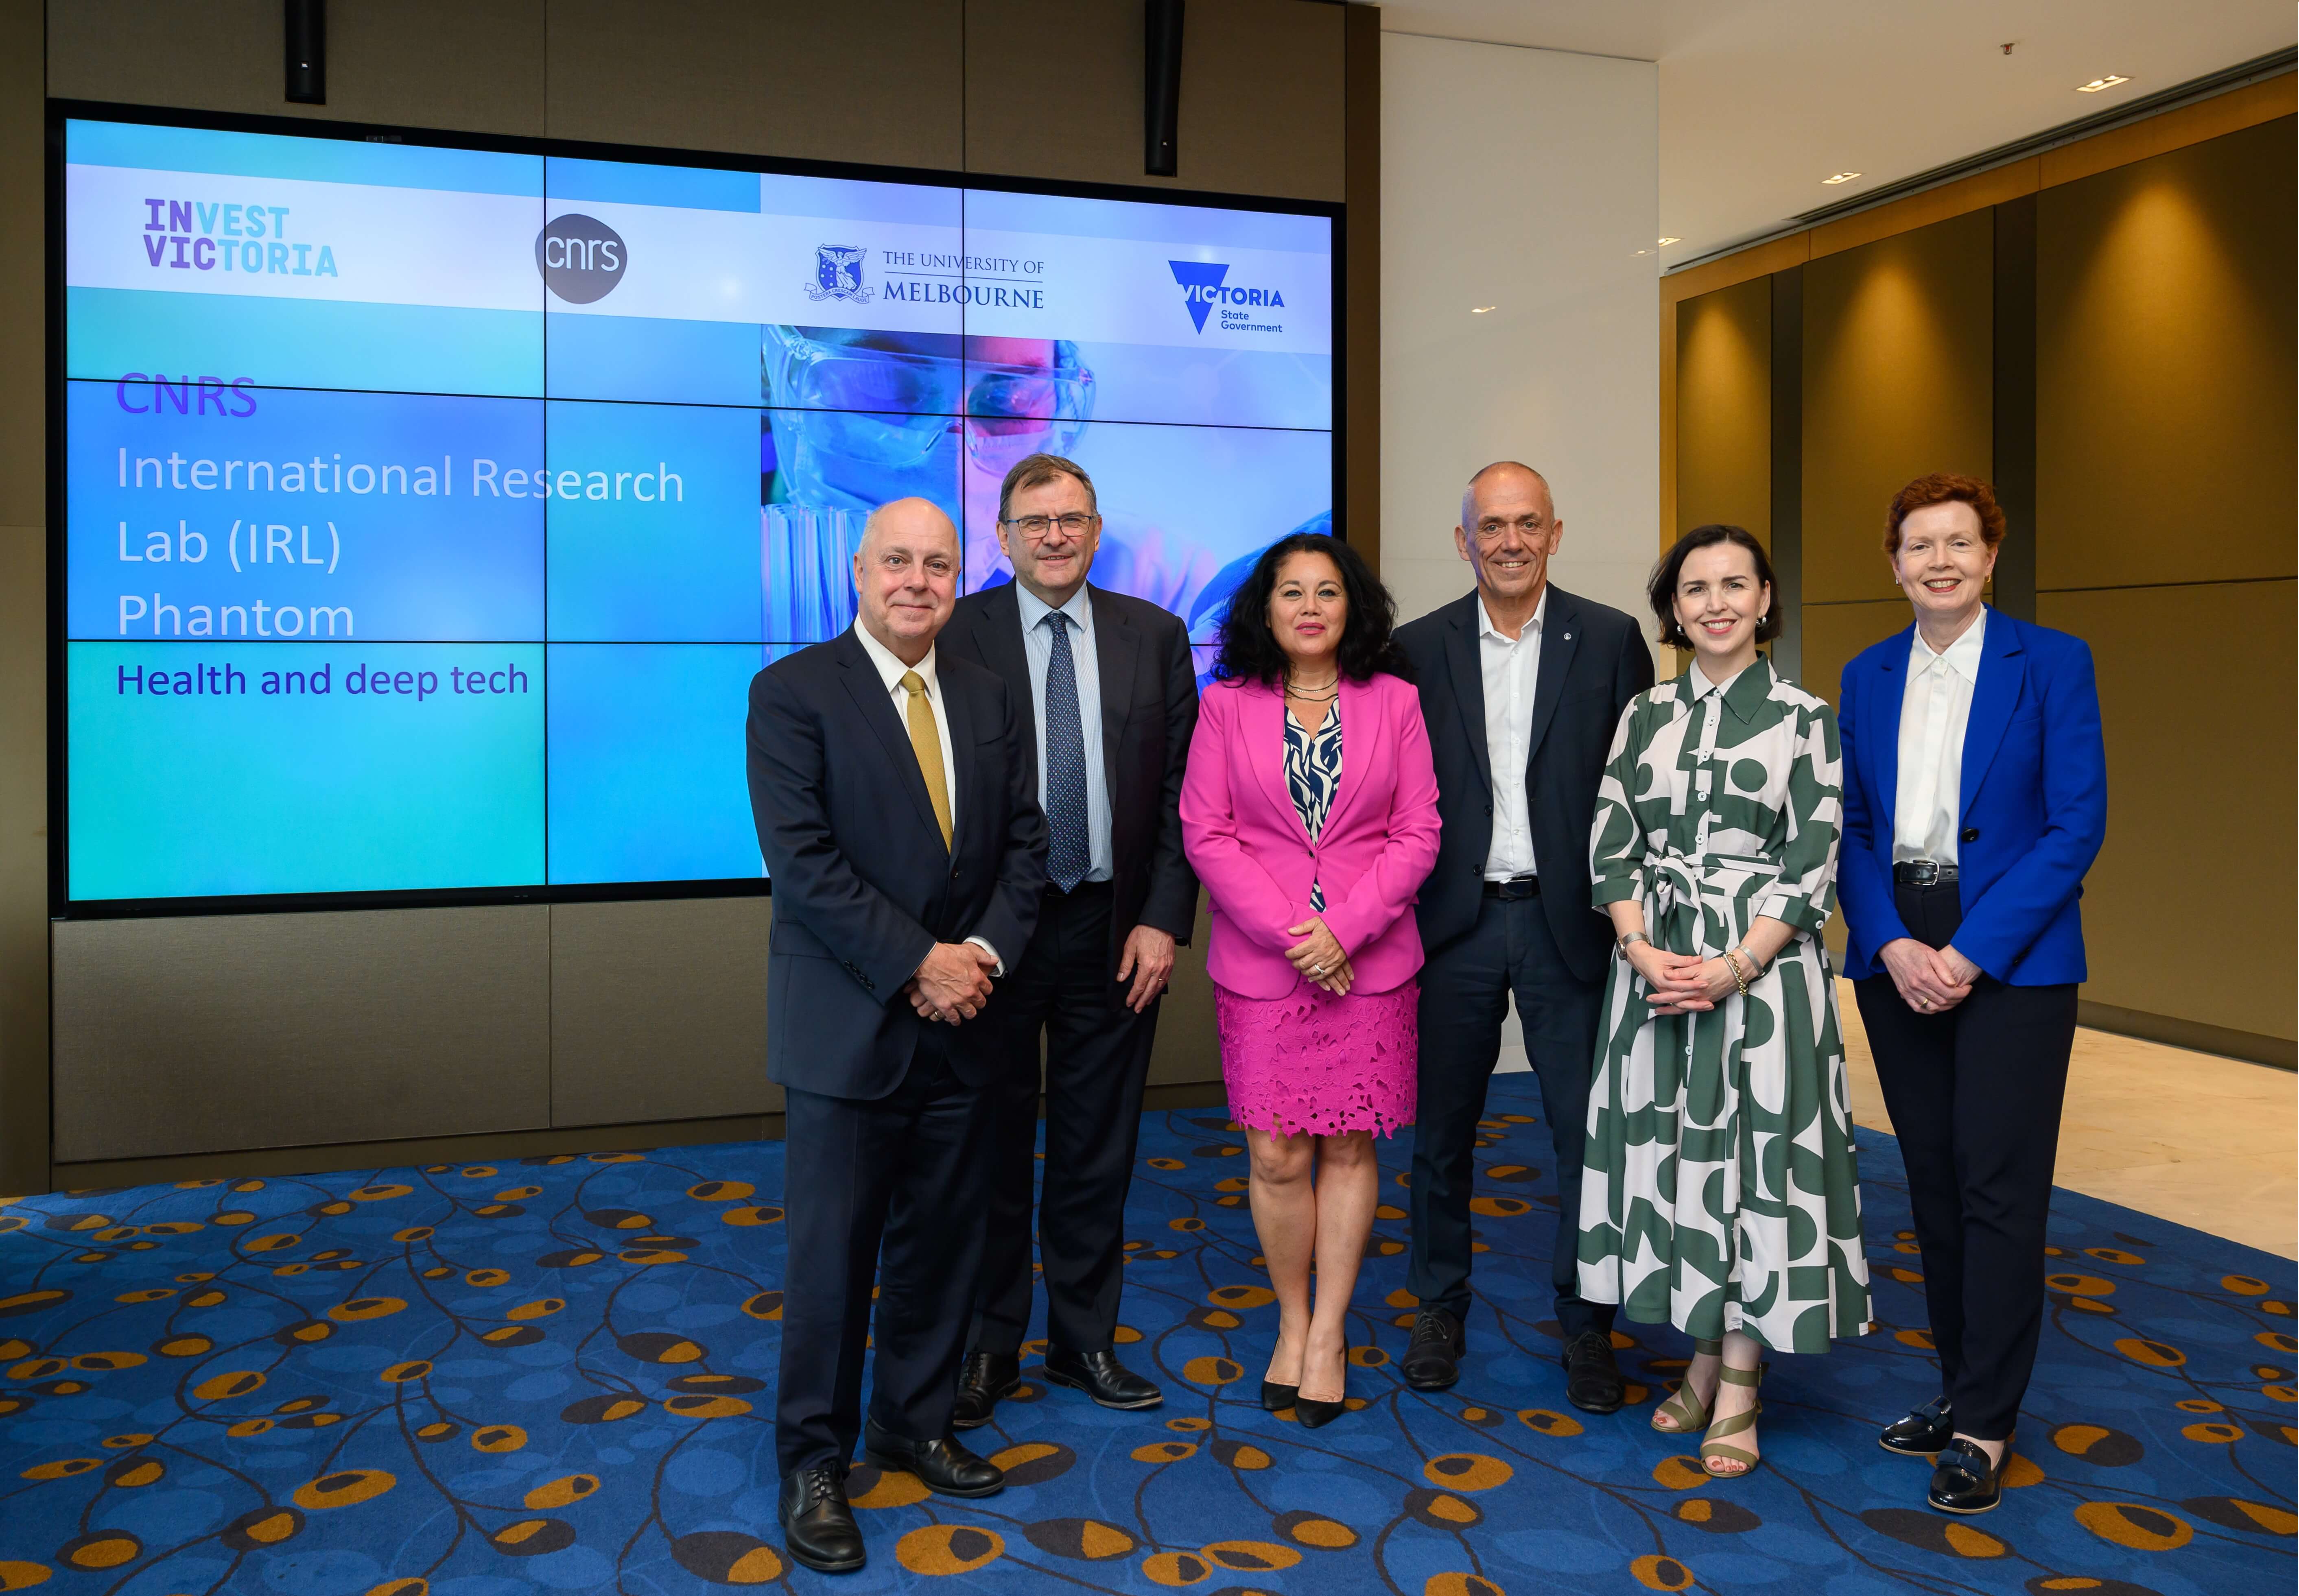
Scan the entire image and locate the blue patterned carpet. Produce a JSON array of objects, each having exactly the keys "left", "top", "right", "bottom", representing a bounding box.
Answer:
[{"left": 0, "top": 1071, "right": 2292, "bottom": 1595}]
